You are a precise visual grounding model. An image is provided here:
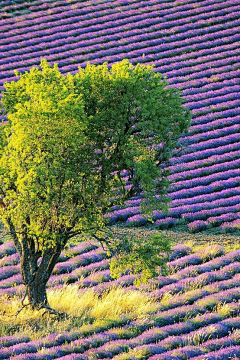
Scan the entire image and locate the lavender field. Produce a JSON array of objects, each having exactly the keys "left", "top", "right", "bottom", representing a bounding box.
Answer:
[
  {"left": 0, "top": 236, "right": 240, "bottom": 359},
  {"left": 0, "top": 0, "right": 240, "bottom": 232}
]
